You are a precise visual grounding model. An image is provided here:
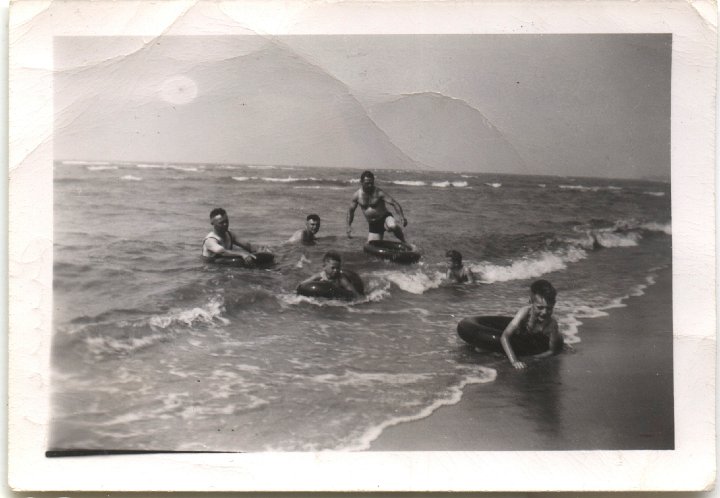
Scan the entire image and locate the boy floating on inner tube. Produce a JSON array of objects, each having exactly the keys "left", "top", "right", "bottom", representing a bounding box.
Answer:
[
  {"left": 501, "top": 279, "right": 564, "bottom": 370},
  {"left": 202, "top": 207, "right": 270, "bottom": 263},
  {"left": 288, "top": 214, "right": 321, "bottom": 245},
  {"left": 445, "top": 250, "right": 476, "bottom": 283},
  {"left": 299, "top": 251, "right": 363, "bottom": 298},
  {"left": 347, "top": 170, "right": 416, "bottom": 250}
]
